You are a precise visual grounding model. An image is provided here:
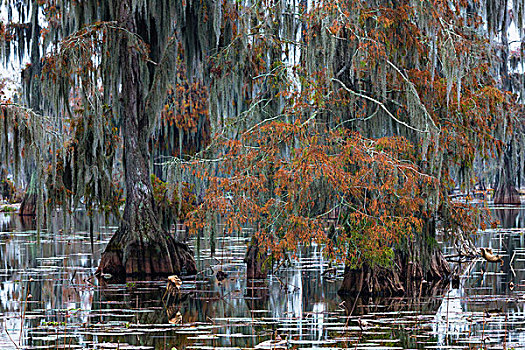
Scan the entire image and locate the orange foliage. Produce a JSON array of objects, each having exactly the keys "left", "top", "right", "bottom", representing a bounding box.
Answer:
[
  {"left": 184, "top": 0, "right": 519, "bottom": 267},
  {"left": 188, "top": 122, "right": 431, "bottom": 266}
]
